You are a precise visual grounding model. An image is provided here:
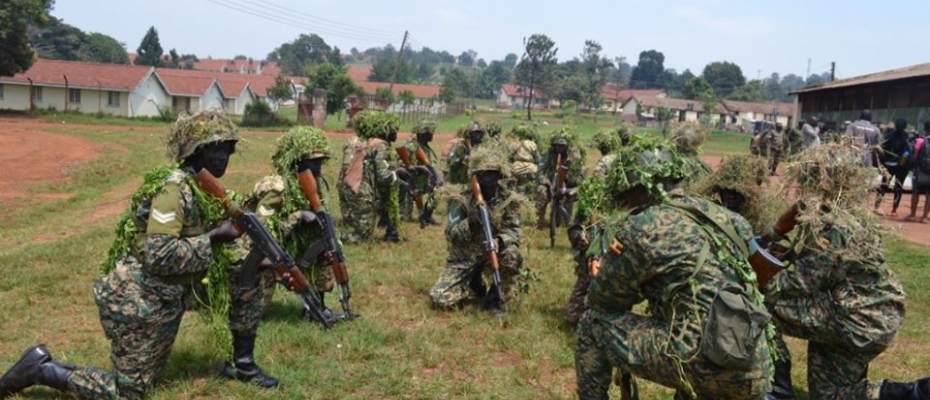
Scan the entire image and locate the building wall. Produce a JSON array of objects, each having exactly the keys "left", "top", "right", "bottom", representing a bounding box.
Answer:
[
  {"left": 385, "top": 99, "right": 446, "bottom": 115},
  {"left": 0, "top": 84, "right": 131, "bottom": 116},
  {"left": 201, "top": 83, "right": 224, "bottom": 112},
  {"left": 496, "top": 91, "right": 514, "bottom": 108},
  {"left": 0, "top": 84, "right": 31, "bottom": 111},
  {"left": 130, "top": 74, "right": 169, "bottom": 117}
]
